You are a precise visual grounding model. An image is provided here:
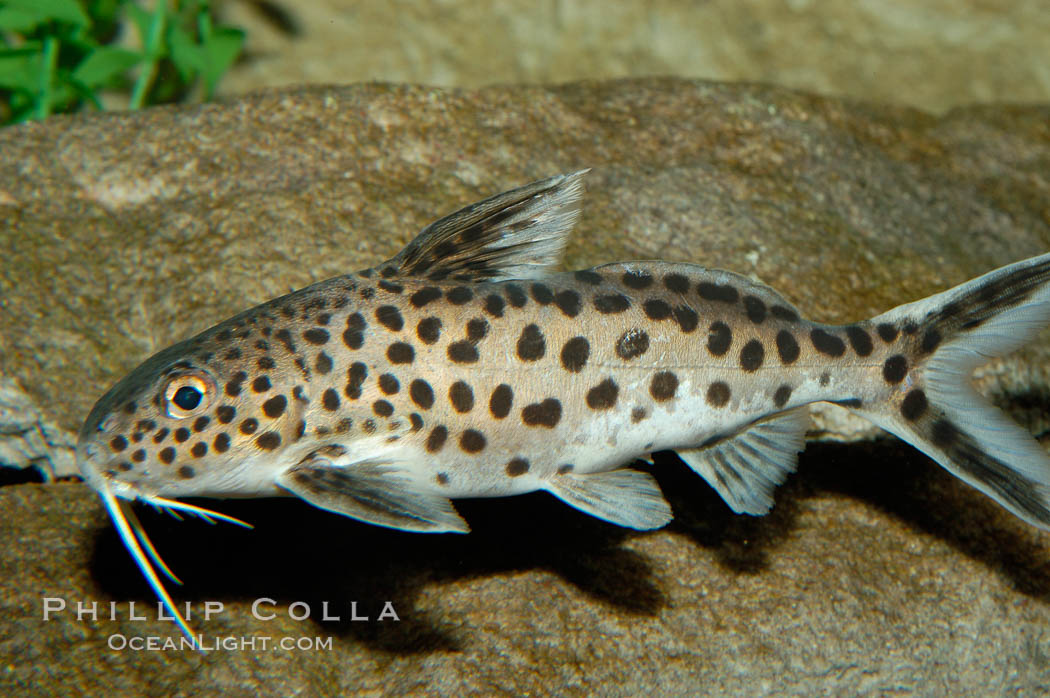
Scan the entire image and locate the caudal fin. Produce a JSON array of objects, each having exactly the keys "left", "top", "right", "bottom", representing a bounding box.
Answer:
[{"left": 860, "top": 253, "right": 1050, "bottom": 529}]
